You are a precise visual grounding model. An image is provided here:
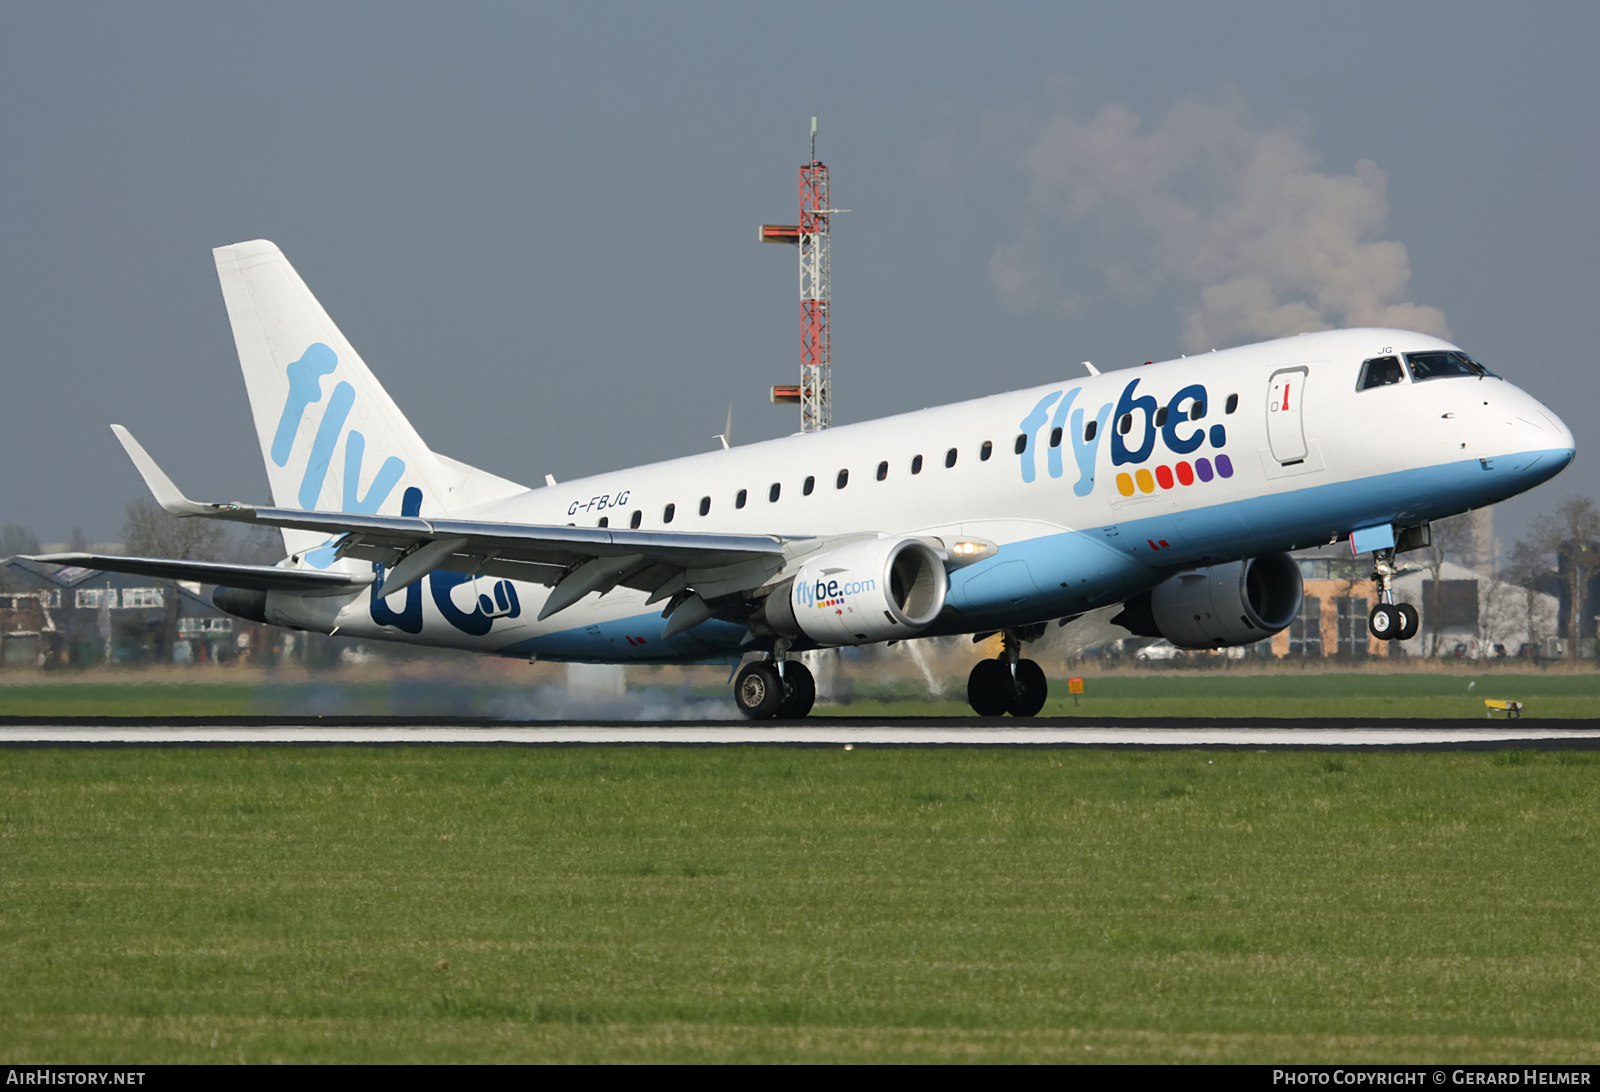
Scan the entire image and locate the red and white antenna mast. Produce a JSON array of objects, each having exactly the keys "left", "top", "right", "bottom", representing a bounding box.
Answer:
[{"left": 761, "top": 117, "right": 845, "bottom": 432}]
